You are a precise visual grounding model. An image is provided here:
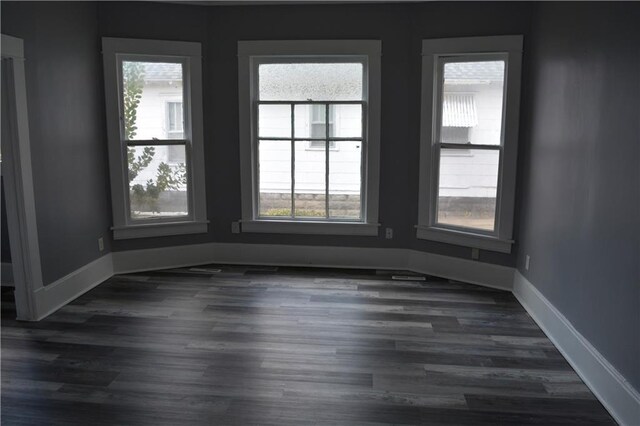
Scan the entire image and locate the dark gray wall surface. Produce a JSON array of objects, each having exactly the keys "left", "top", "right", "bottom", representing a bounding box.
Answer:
[
  {"left": 517, "top": 3, "right": 640, "bottom": 389},
  {"left": 101, "top": 1, "right": 532, "bottom": 267},
  {"left": 1, "top": 2, "right": 112, "bottom": 284},
  {"left": 1, "top": 177, "right": 11, "bottom": 263}
]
